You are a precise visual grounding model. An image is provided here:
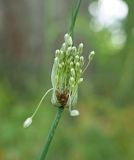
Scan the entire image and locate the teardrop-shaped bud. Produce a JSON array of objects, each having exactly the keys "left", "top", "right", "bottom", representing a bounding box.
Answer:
[
  {"left": 70, "top": 110, "right": 80, "bottom": 116},
  {"left": 23, "top": 117, "right": 32, "bottom": 128}
]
